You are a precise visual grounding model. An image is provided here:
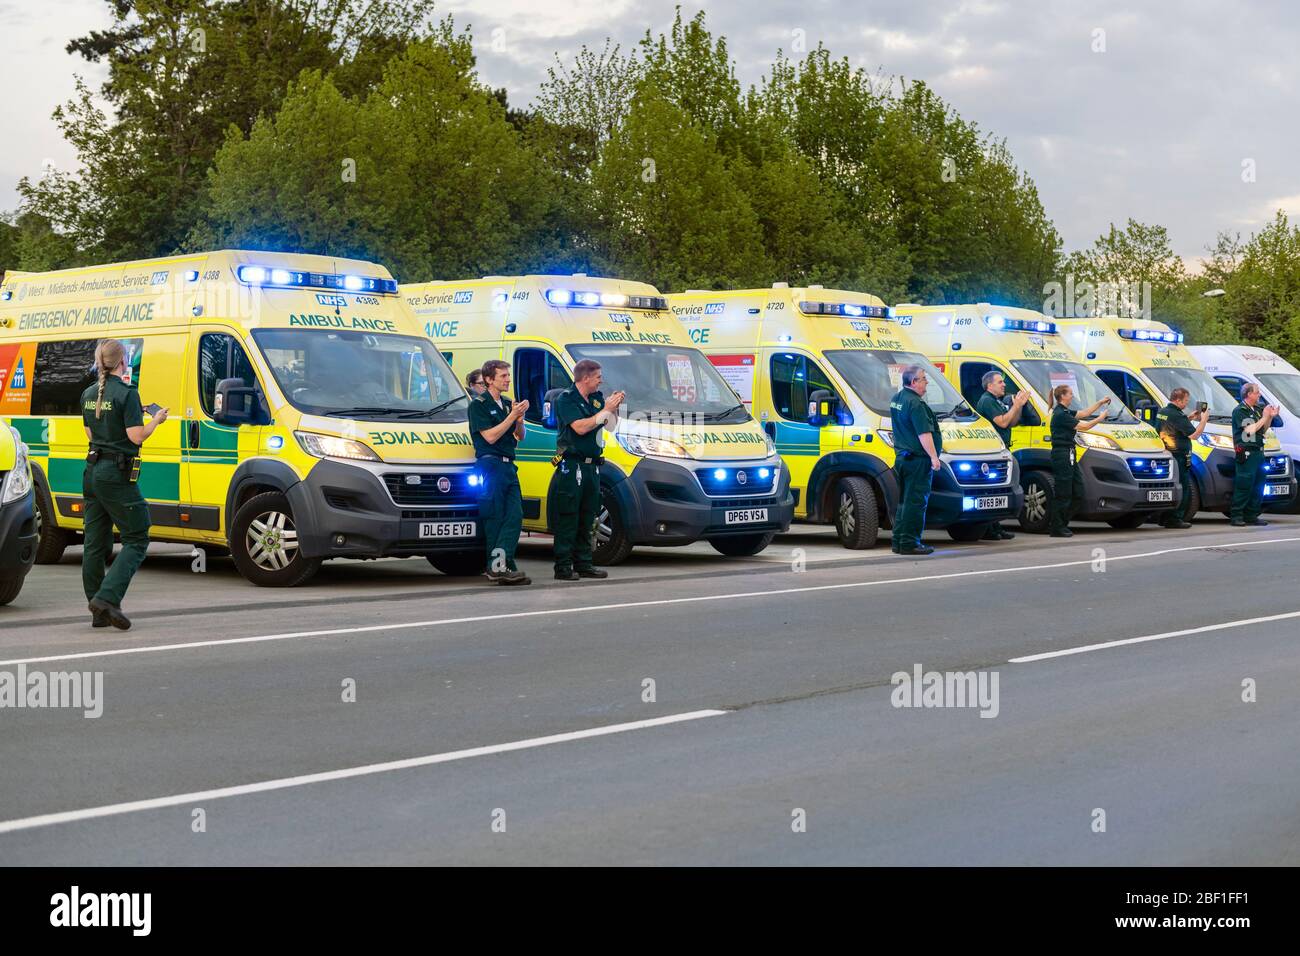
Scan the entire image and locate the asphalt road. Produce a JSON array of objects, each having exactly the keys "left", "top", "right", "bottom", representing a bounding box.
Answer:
[{"left": 1, "top": 514, "right": 1297, "bottom": 865}]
